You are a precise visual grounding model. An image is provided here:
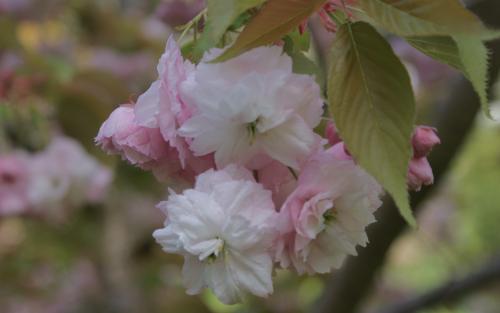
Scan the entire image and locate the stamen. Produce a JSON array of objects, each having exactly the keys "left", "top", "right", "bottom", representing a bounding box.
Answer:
[
  {"left": 323, "top": 209, "right": 337, "bottom": 224},
  {"left": 246, "top": 118, "right": 260, "bottom": 144}
]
